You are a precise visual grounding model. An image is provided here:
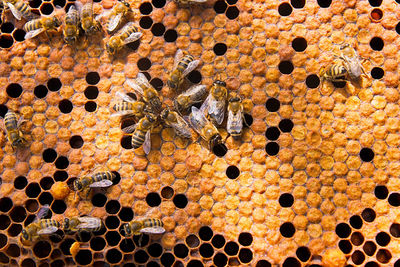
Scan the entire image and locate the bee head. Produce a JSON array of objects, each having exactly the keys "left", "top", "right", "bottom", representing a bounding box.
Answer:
[
  {"left": 213, "top": 80, "right": 226, "bottom": 87},
  {"left": 123, "top": 223, "right": 132, "bottom": 237},
  {"left": 160, "top": 109, "right": 170, "bottom": 120},
  {"left": 229, "top": 97, "right": 240, "bottom": 103},
  {"left": 64, "top": 36, "right": 77, "bottom": 45},
  {"left": 167, "top": 80, "right": 177, "bottom": 90},
  {"left": 21, "top": 229, "right": 29, "bottom": 241},
  {"left": 146, "top": 113, "right": 156, "bottom": 123},
  {"left": 63, "top": 218, "right": 70, "bottom": 230},
  {"left": 53, "top": 17, "right": 62, "bottom": 27},
  {"left": 121, "top": 0, "right": 130, "bottom": 7},
  {"left": 73, "top": 179, "right": 83, "bottom": 191}
]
